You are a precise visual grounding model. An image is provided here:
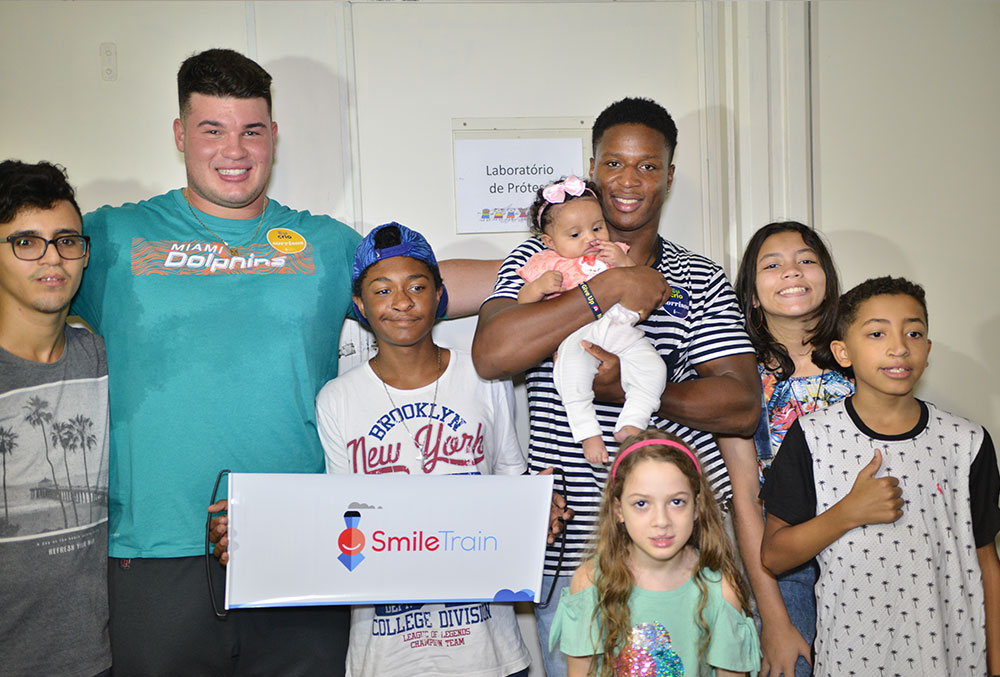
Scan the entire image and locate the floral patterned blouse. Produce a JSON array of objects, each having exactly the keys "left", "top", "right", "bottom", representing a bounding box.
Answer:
[{"left": 755, "top": 365, "right": 854, "bottom": 479}]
